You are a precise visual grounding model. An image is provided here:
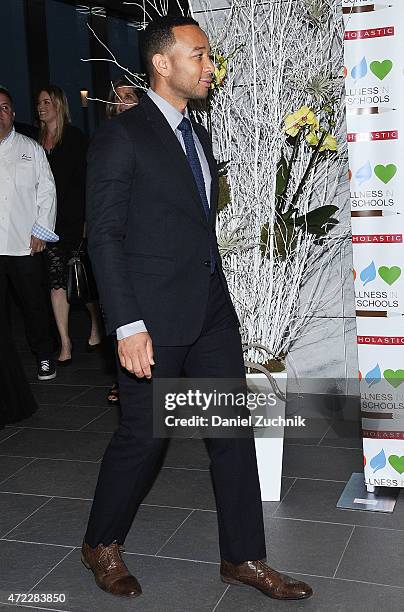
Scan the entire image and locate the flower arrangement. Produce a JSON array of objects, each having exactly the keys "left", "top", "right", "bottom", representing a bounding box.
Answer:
[{"left": 261, "top": 102, "right": 339, "bottom": 261}]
